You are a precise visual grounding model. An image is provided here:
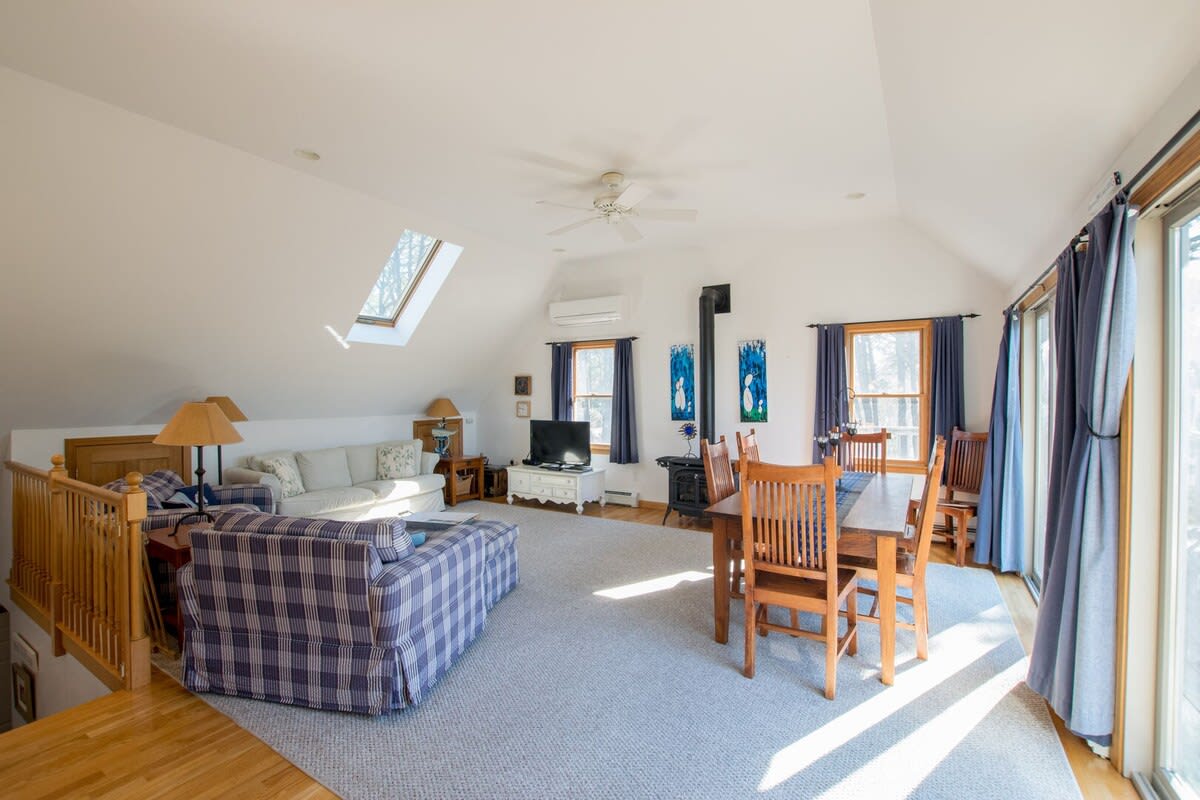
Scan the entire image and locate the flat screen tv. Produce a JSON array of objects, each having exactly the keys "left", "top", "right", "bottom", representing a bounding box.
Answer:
[{"left": 530, "top": 420, "right": 591, "bottom": 467}]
